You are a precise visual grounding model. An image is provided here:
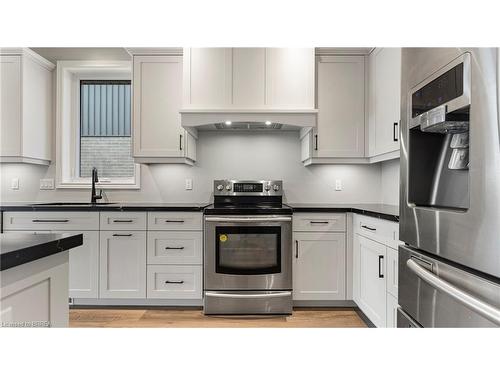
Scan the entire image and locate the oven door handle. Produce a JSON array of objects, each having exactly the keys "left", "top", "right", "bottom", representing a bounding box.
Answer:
[
  {"left": 205, "top": 216, "right": 292, "bottom": 223},
  {"left": 205, "top": 292, "right": 292, "bottom": 299},
  {"left": 407, "top": 259, "right": 500, "bottom": 326}
]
